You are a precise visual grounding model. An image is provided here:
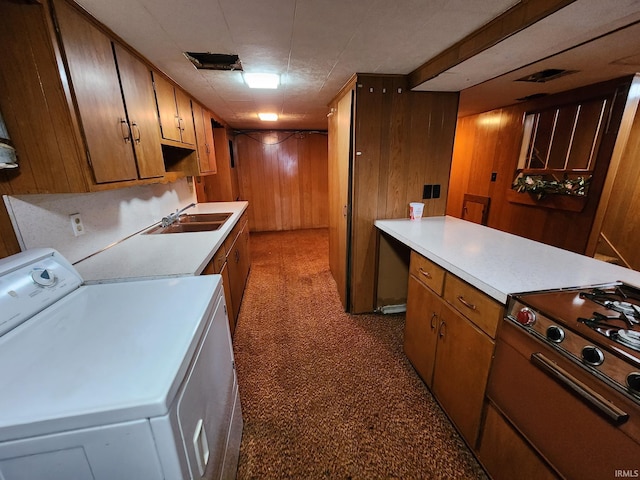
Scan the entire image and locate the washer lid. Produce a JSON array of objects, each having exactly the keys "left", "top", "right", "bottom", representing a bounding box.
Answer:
[{"left": 0, "top": 274, "right": 222, "bottom": 442}]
